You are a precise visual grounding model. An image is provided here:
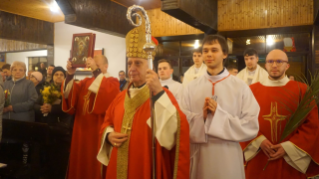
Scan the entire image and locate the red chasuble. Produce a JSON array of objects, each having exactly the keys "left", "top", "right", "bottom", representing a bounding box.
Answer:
[
  {"left": 100, "top": 87, "right": 190, "bottom": 179},
  {"left": 241, "top": 81, "right": 319, "bottom": 178},
  {"left": 61, "top": 76, "right": 120, "bottom": 179}
]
